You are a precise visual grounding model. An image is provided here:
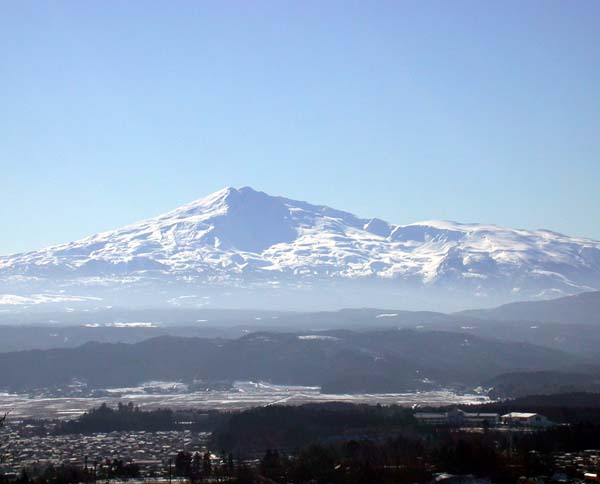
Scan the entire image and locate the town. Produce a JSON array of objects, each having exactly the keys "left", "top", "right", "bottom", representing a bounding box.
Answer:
[
  {"left": 3, "top": 400, "right": 600, "bottom": 483},
  {"left": 0, "top": 425, "right": 209, "bottom": 480}
]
